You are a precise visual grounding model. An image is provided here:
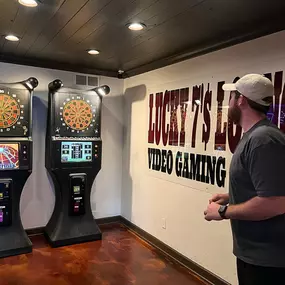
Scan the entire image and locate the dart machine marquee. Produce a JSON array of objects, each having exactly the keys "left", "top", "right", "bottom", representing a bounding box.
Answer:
[
  {"left": 0, "top": 77, "right": 38, "bottom": 258},
  {"left": 44, "top": 79, "right": 110, "bottom": 247}
]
